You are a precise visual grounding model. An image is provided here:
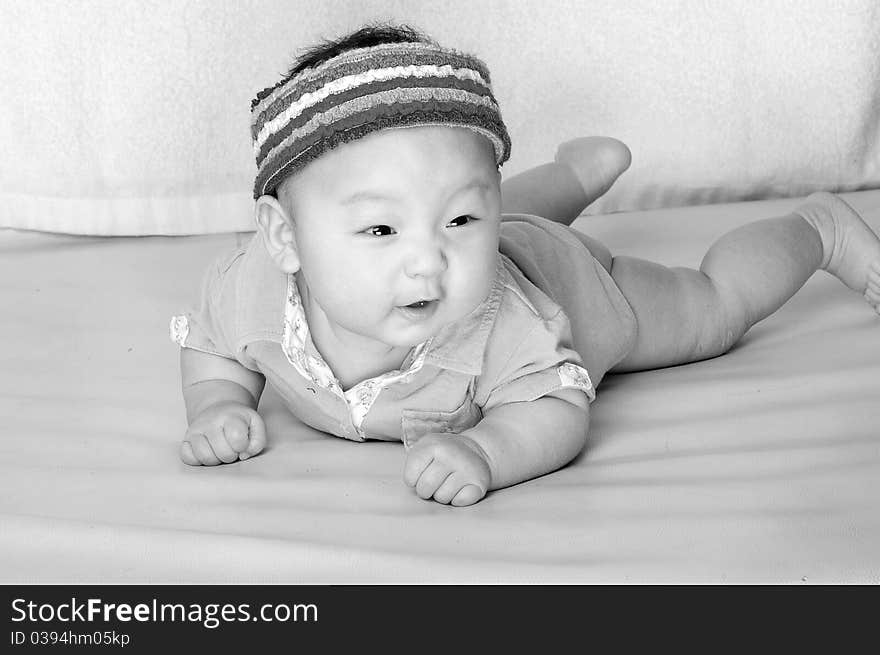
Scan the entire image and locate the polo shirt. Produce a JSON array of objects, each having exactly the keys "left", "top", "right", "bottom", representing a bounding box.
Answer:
[{"left": 170, "top": 214, "right": 637, "bottom": 446}]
